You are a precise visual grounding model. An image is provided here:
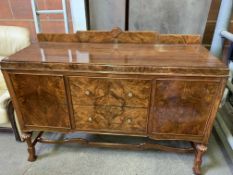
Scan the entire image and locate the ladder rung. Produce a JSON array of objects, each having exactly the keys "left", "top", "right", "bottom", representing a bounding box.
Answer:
[
  {"left": 31, "top": 0, "right": 69, "bottom": 33},
  {"left": 227, "top": 80, "right": 233, "bottom": 93},
  {"left": 221, "top": 31, "right": 233, "bottom": 42},
  {"left": 36, "top": 10, "right": 64, "bottom": 15}
]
